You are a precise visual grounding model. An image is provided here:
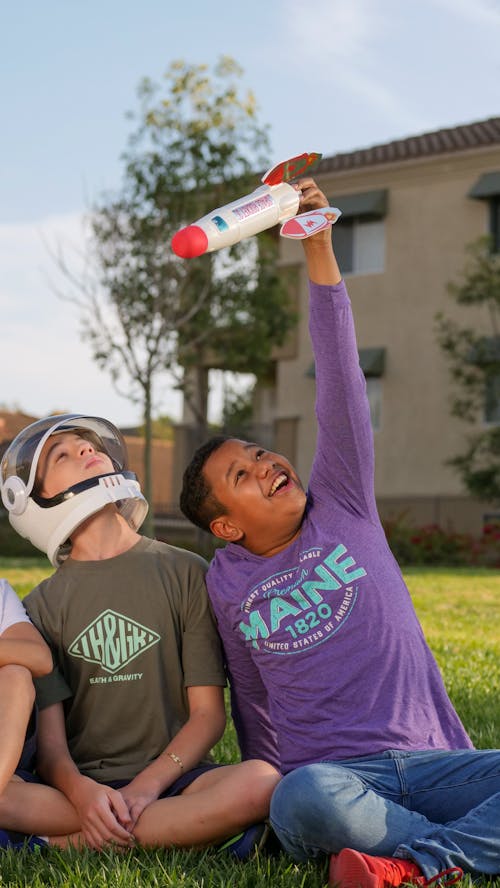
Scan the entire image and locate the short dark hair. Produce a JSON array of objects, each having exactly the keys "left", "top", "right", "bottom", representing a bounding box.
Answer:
[{"left": 180, "top": 436, "right": 233, "bottom": 533}]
